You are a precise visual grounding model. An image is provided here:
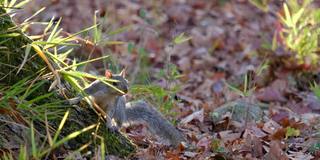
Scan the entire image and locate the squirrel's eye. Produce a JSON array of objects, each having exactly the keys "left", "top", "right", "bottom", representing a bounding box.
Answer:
[{"left": 112, "top": 82, "right": 117, "bottom": 86}]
